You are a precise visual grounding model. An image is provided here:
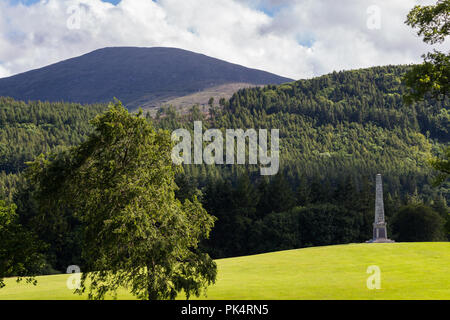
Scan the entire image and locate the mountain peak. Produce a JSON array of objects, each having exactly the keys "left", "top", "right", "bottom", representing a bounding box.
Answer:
[{"left": 0, "top": 47, "right": 293, "bottom": 109}]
